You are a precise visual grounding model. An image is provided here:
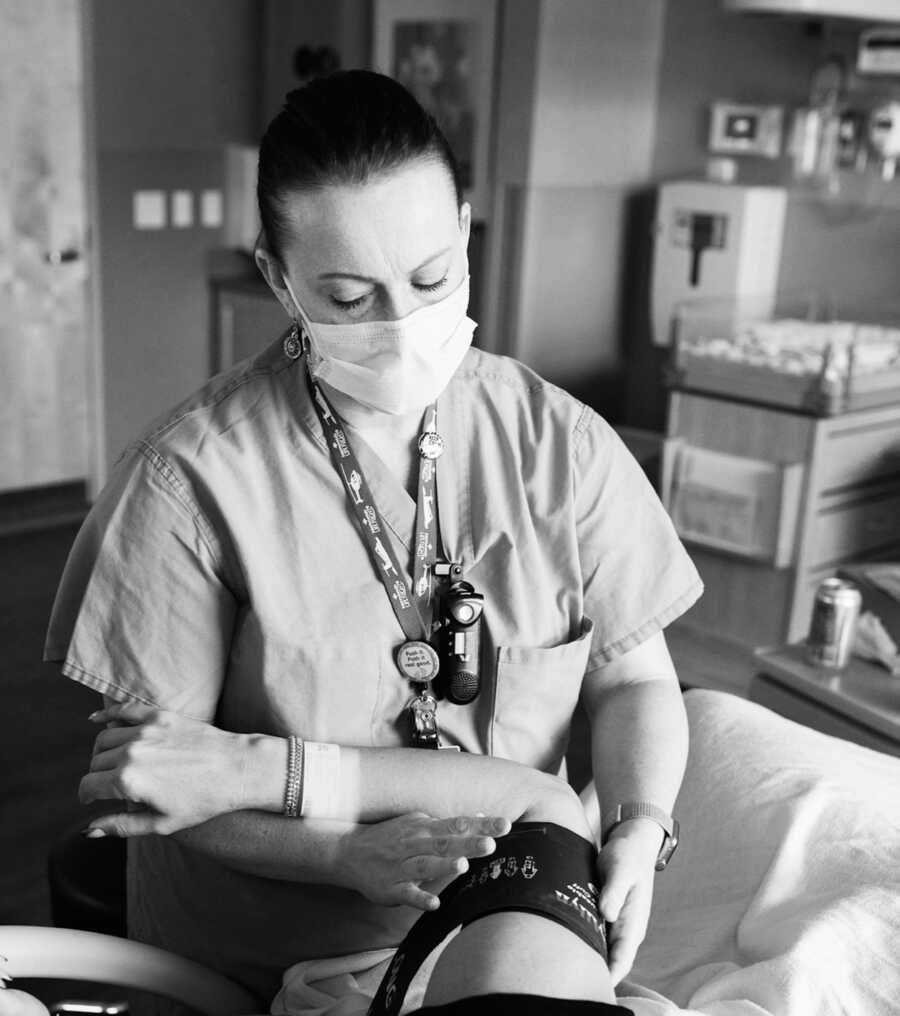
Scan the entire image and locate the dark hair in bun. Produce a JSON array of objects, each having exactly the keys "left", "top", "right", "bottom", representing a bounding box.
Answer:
[{"left": 258, "top": 69, "right": 463, "bottom": 261}]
